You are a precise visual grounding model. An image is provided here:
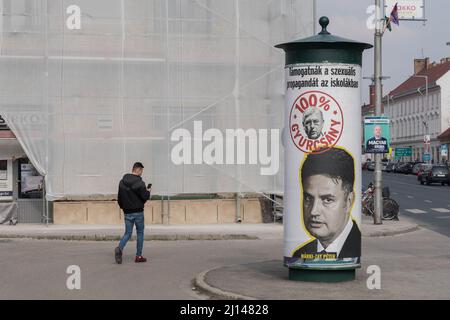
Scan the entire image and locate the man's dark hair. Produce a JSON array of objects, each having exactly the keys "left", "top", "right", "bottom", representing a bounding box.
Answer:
[
  {"left": 301, "top": 148, "right": 354, "bottom": 194},
  {"left": 132, "top": 162, "right": 144, "bottom": 171}
]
